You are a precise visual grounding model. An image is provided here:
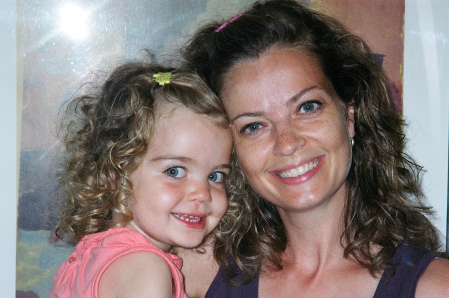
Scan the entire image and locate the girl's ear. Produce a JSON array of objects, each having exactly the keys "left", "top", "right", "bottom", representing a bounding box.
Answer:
[{"left": 347, "top": 103, "right": 355, "bottom": 138}]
